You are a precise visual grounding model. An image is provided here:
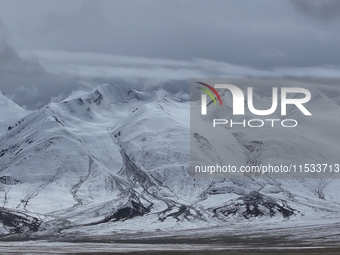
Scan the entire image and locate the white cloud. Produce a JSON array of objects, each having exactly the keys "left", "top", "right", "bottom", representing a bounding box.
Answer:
[{"left": 20, "top": 50, "right": 340, "bottom": 83}]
